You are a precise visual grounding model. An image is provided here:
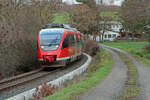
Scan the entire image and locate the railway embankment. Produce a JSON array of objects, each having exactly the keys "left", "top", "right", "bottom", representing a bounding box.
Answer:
[
  {"left": 3, "top": 53, "right": 90, "bottom": 100},
  {"left": 44, "top": 49, "right": 113, "bottom": 100}
]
